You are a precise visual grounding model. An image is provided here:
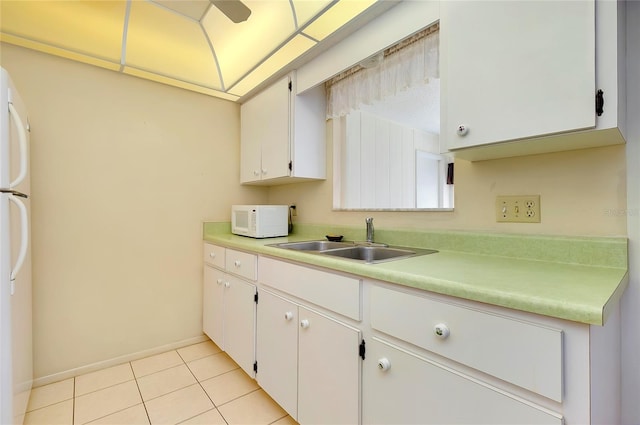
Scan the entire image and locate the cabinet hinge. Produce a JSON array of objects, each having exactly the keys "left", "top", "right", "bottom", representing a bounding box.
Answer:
[
  {"left": 288, "top": 81, "right": 292, "bottom": 91},
  {"left": 254, "top": 291, "right": 258, "bottom": 304},
  {"left": 359, "top": 339, "right": 366, "bottom": 360},
  {"left": 253, "top": 361, "right": 258, "bottom": 373},
  {"left": 288, "top": 161, "right": 292, "bottom": 172},
  {"left": 596, "top": 89, "right": 604, "bottom": 116}
]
